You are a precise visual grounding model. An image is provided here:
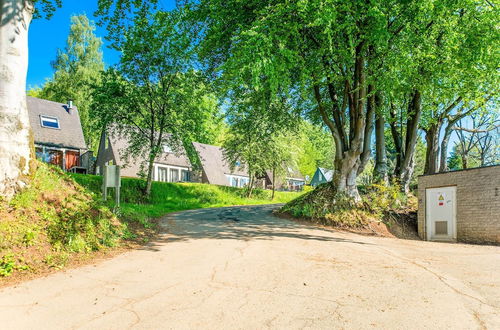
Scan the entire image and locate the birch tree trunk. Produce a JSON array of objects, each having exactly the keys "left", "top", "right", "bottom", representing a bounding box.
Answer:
[{"left": 0, "top": 0, "right": 34, "bottom": 198}]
